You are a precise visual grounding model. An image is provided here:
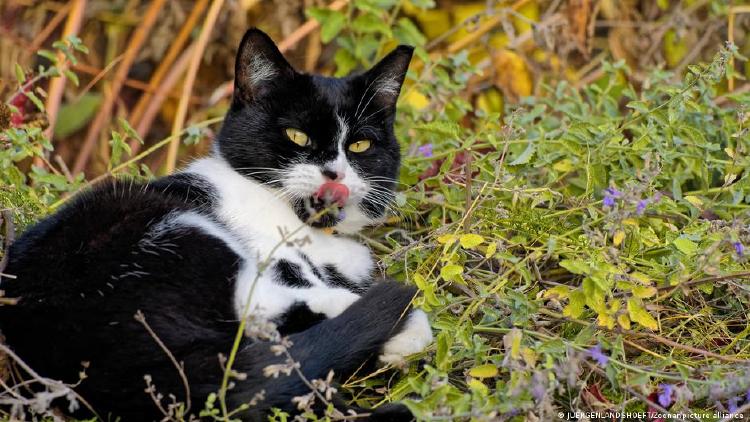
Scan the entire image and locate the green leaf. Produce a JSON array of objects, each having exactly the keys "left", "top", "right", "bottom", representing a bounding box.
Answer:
[
  {"left": 352, "top": 13, "right": 392, "bottom": 36},
  {"left": 414, "top": 120, "right": 460, "bottom": 138},
  {"left": 54, "top": 93, "right": 102, "bottom": 139},
  {"left": 119, "top": 118, "right": 143, "bottom": 145},
  {"left": 37, "top": 49, "right": 58, "bottom": 64},
  {"left": 62, "top": 69, "right": 79, "bottom": 87},
  {"left": 333, "top": 48, "right": 358, "bottom": 77},
  {"left": 307, "top": 8, "right": 347, "bottom": 43},
  {"left": 393, "top": 18, "right": 426, "bottom": 46},
  {"left": 559, "top": 259, "right": 590, "bottom": 275},
  {"left": 435, "top": 331, "right": 451, "bottom": 371},
  {"left": 24, "top": 91, "right": 45, "bottom": 112},
  {"left": 14, "top": 63, "right": 25, "bottom": 84},
  {"left": 508, "top": 141, "right": 535, "bottom": 166},
  {"left": 673, "top": 237, "right": 698, "bottom": 255}
]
